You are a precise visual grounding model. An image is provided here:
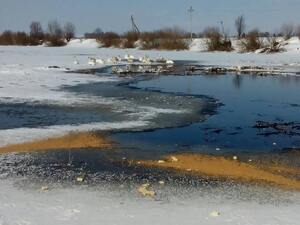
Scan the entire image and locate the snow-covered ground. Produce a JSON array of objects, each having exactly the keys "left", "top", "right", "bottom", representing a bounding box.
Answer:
[
  {"left": 1, "top": 43, "right": 300, "bottom": 225},
  {"left": 0, "top": 178, "right": 299, "bottom": 225}
]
